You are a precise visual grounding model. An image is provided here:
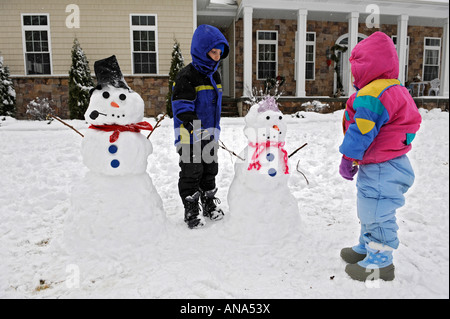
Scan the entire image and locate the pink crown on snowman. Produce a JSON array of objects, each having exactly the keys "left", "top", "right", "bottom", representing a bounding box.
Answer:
[{"left": 257, "top": 96, "right": 281, "bottom": 113}]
